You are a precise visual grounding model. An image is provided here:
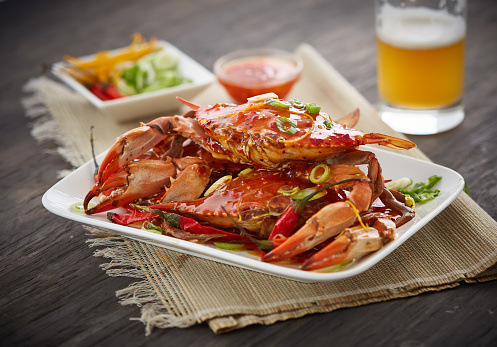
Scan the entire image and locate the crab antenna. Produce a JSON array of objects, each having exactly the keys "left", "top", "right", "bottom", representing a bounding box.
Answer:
[{"left": 176, "top": 97, "right": 200, "bottom": 110}]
